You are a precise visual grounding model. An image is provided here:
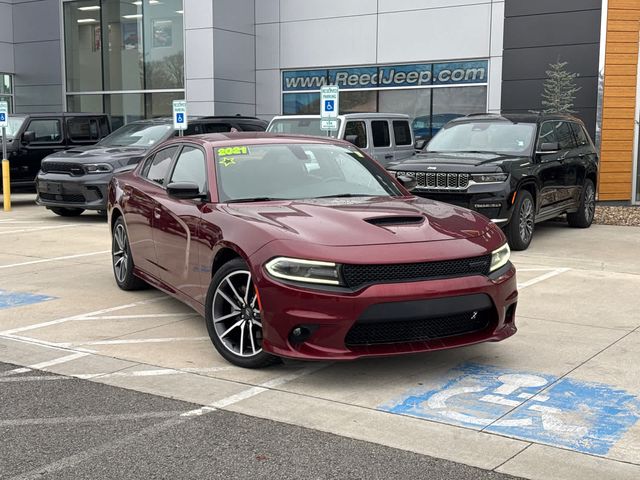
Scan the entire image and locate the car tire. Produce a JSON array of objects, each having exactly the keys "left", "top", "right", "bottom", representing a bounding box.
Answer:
[
  {"left": 205, "top": 258, "right": 279, "bottom": 368},
  {"left": 506, "top": 190, "right": 535, "bottom": 251},
  {"left": 111, "top": 217, "right": 147, "bottom": 291},
  {"left": 567, "top": 179, "right": 596, "bottom": 229},
  {"left": 50, "top": 207, "right": 84, "bottom": 217}
]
